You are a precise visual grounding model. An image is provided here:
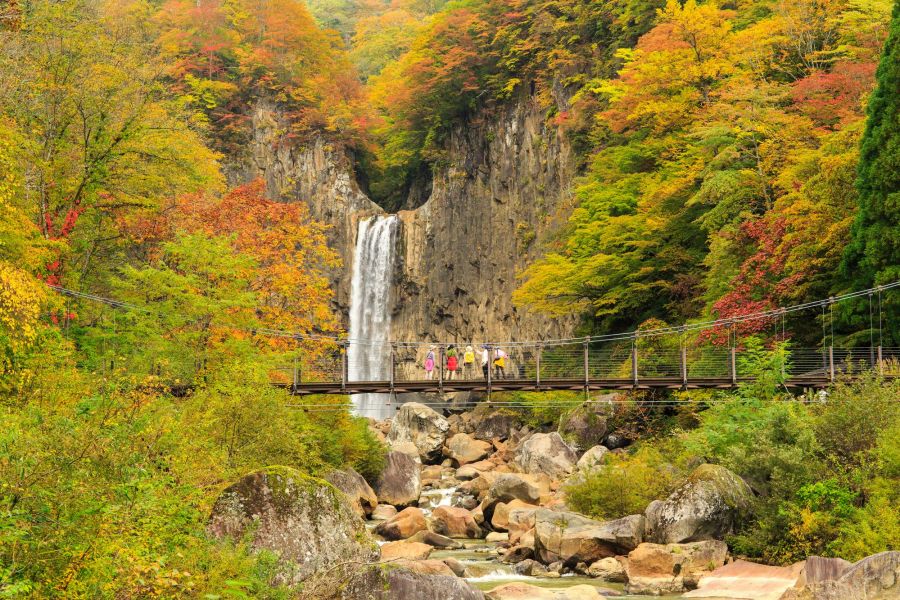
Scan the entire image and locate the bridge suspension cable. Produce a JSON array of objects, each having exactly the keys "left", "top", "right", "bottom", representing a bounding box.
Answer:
[{"left": 46, "top": 280, "right": 900, "bottom": 347}]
